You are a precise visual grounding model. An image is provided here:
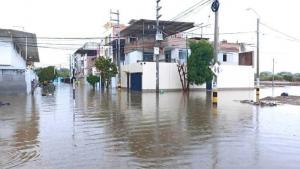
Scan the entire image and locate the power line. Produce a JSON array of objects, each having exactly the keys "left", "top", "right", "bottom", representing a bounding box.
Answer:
[
  {"left": 260, "top": 22, "right": 300, "bottom": 42},
  {"left": 170, "top": 0, "right": 212, "bottom": 21}
]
